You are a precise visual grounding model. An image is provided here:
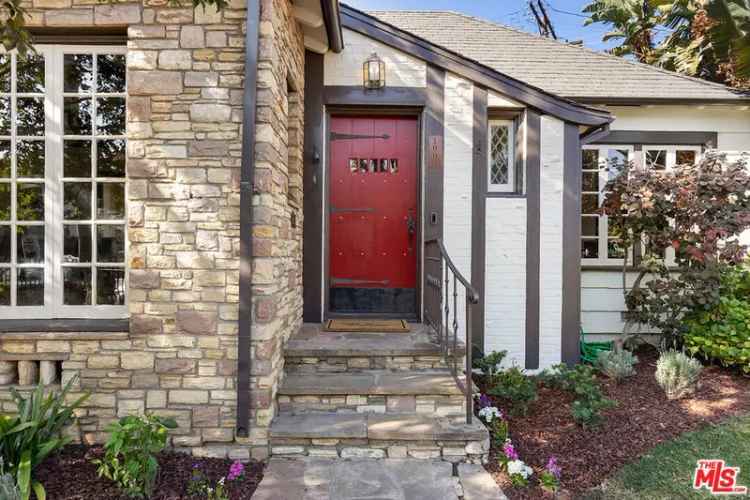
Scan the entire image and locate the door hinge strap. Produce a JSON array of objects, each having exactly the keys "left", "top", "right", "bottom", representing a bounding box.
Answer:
[
  {"left": 330, "top": 132, "right": 390, "bottom": 141},
  {"left": 331, "top": 278, "right": 390, "bottom": 286},
  {"left": 331, "top": 207, "right": 375, "bottom": 214}
]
